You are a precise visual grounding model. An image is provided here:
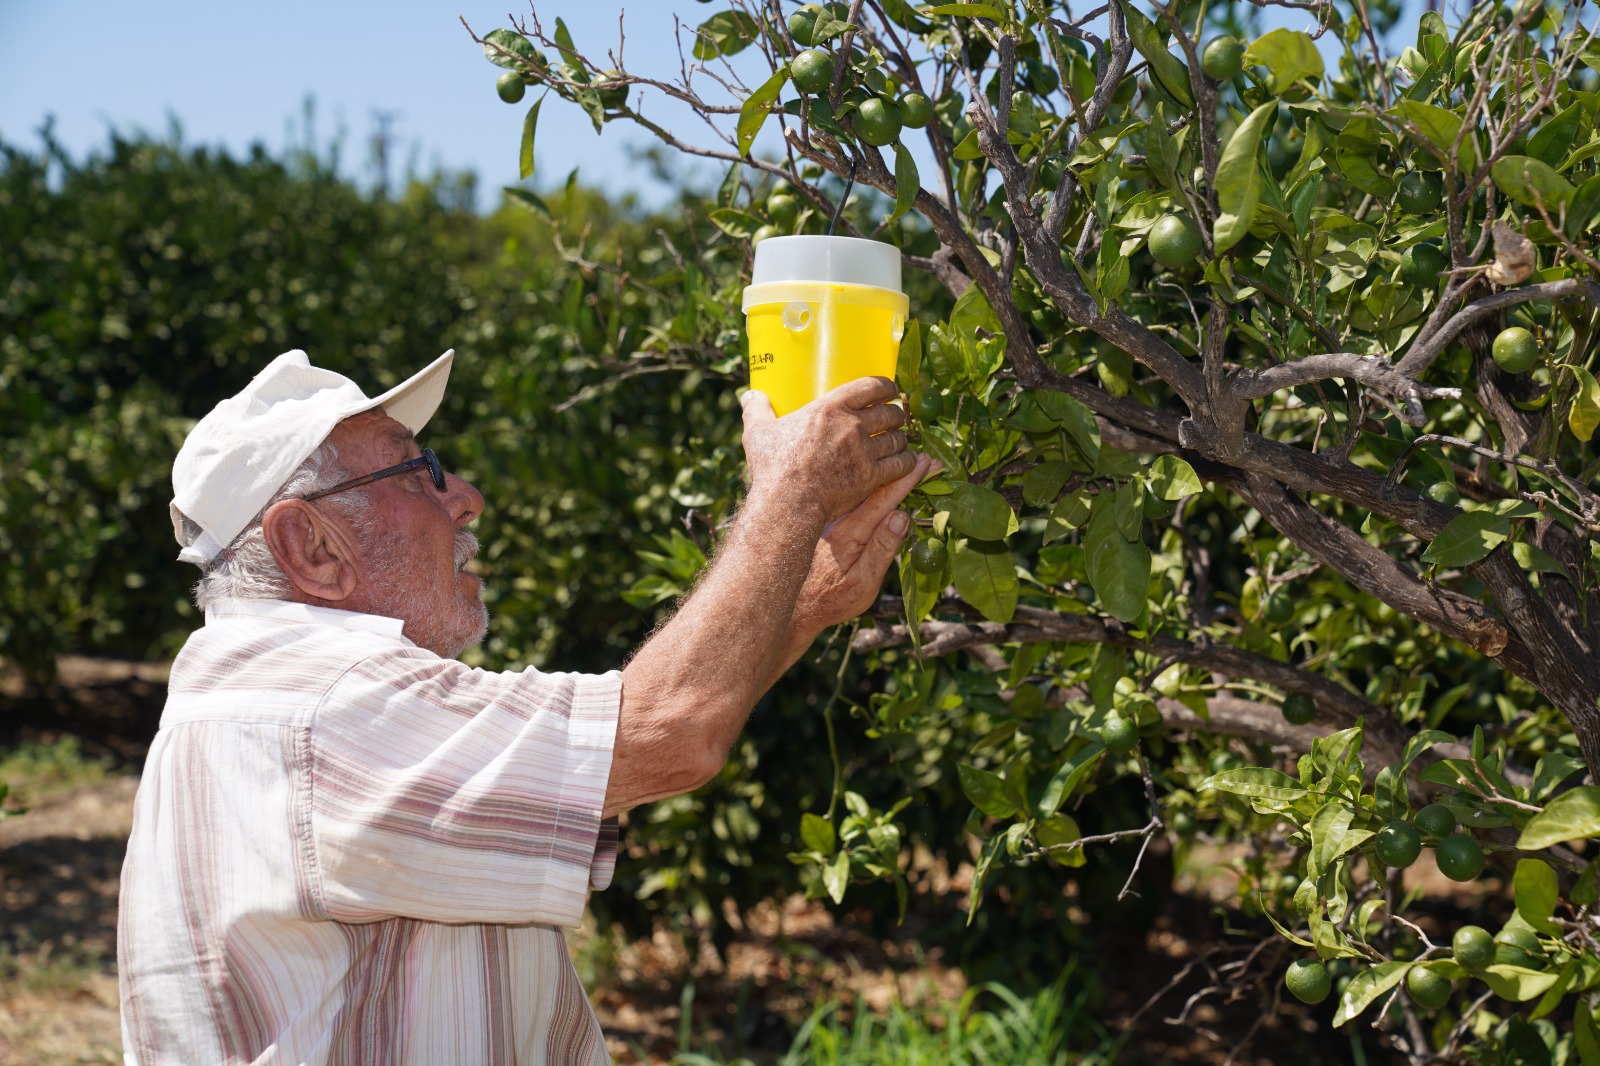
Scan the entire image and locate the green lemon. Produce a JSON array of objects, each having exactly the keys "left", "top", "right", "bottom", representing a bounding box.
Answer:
[
  {"left": 1201, "top": 35, "right": 1246, "bottom": 81},
  {"left": 1101, "top": 711, "right": 1139, "bottom": 755},
  {"left": 1492, "top": 326, "right": 1541, "bottom": 373},
  {"left": 1435, "top": 834, "right": 1485, "bottom": 882},
  {"left": 767, "top": 192, "right": 801, "bottom": 228},
  {"left": 788, "top": 6, "right": 820, "bottom": 46},
  {"left": 910, "top": 537, "right": 948, "bottom": 574},
  {"left": 1285, "top": 959, "right": 1331, "bottom": 1005},
  {"left": 1452, "top": 925, "right": 1494, "bottom": 972},
  {"left": 1374, "top": 821, "right": 1422, "bottom": 869},
  {"left": 909, "top": 387, "right": 944, "bottom": 421},
  {"left": 496, "top": 71, "right": 527, "bottom": 104},
  {"left": 1170, "top": 809, "right": 1196, "bottom": 837},
  {"left": 897, "top": 91, "right": 933, "bottom": 129},
  {"left": 792, "top": 49, "right": 836, "bottom": 95},
  {"left": 1397, "top": 171, "right": 1444, "bottom": 214},
  {"left": 751, "top": 225, "right": 781, "bottom": 246},
  {"left": 598, "top": 70, "right": 628, "bottom": 110},
  {"left": 1413, "top": 803, "right": 1457, "bottom": 840},
  {"left": 1281, "top": 693, "right": 1316, "bottom": 726},
  {"left": 1400, "top": 242, "right": 1449, "bottom": 288},
  {"left": 854, "top": 97, "right": 903, "bottom": 147},
  {"left": 1493, "top": 926, "right": 1545, "bottom": 969},
  {"left": 1406, "top": 966, "right": 1452, "bottom": 1011},
  {"left": 1148, "top": 214, "right": 1203, "bottom": 270}
]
